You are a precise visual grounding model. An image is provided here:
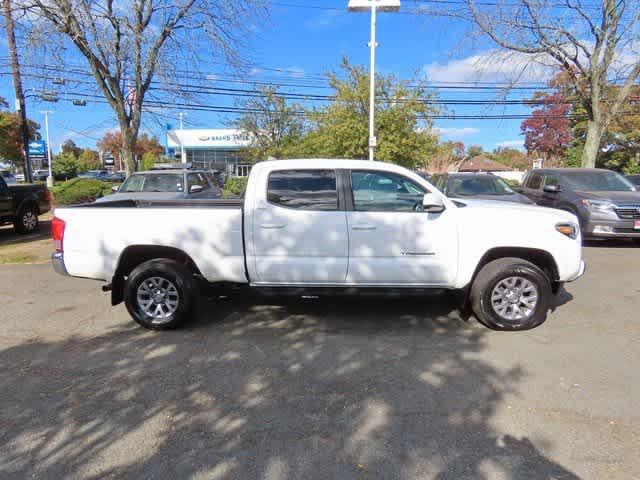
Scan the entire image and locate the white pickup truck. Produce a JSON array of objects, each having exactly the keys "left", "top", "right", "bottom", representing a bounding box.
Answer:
[{"left": 52, "top": 159, "right": 585, "bottom": 331}]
